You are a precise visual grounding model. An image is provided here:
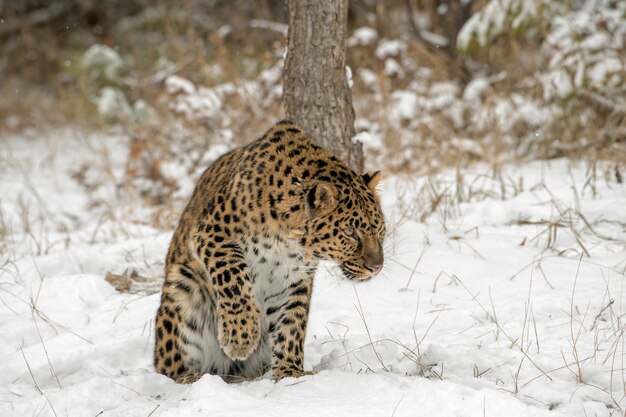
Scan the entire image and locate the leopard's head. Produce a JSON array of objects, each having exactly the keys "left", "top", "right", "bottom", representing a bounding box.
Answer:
[{"left": 303, "top": 170, "right": 385, "bottom": 281}]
